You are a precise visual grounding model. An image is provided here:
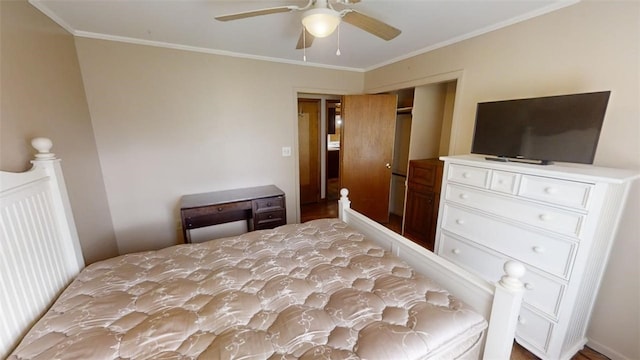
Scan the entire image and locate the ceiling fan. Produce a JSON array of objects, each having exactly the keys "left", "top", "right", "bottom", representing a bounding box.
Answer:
[{"left": 215, "top": 0, "right": 401, "bottom": 50}]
